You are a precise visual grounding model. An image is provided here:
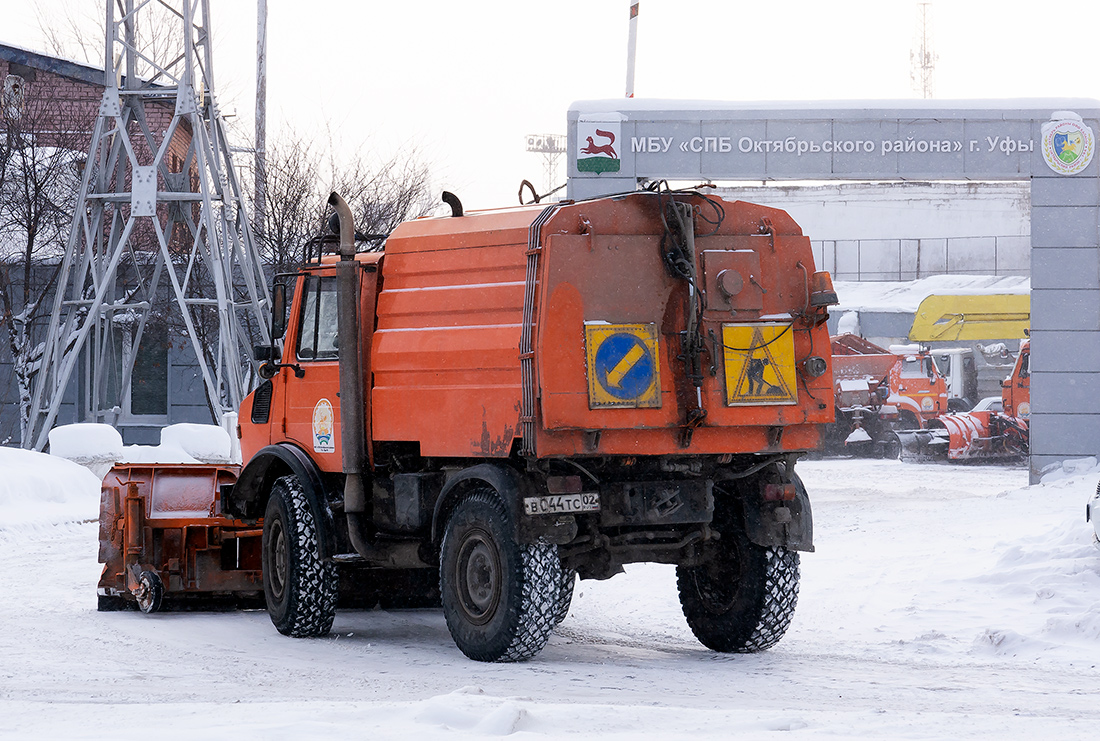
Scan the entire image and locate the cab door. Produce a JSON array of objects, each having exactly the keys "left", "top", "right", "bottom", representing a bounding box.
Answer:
[{"left": 283, "top": 271, "right": 343, "bottom": 471}]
